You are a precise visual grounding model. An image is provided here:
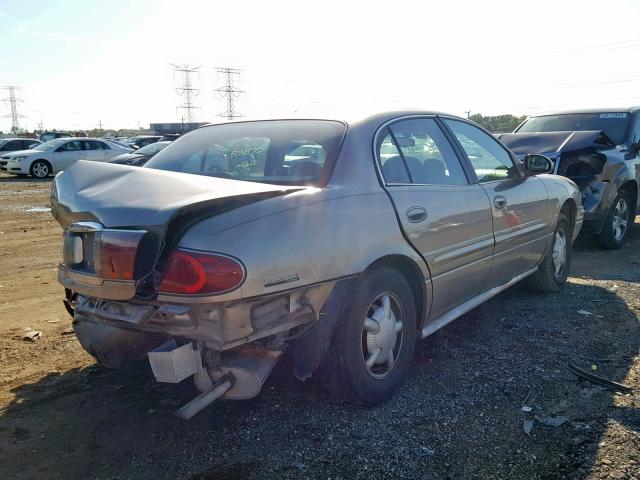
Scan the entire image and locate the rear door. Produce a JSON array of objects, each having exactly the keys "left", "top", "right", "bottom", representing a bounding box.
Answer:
[
  {"left": 53, "top": 140, "right": 85, "bottom": 170},
  {"left": 442, "top": 118, "right": 550, "bottom": 288},
  {"left": 85, "top": 140, "right": 113, "bottom": 161},
  {"left": 376, "top": 116, "right": 494, "bottom": 319}
]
